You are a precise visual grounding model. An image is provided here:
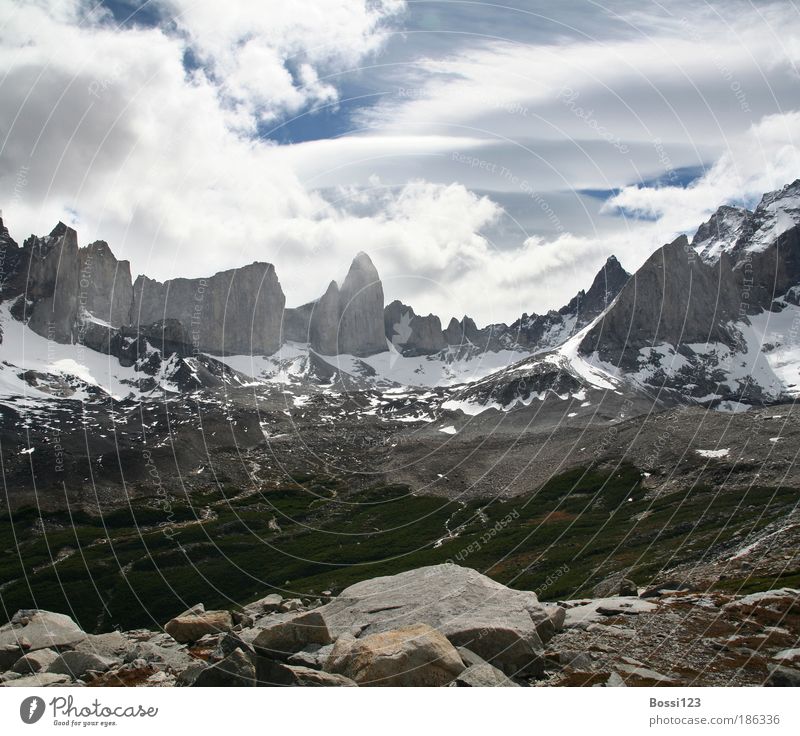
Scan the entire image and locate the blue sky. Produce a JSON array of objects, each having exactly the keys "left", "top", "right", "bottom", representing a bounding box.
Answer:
[{"left": 1, "top": 0, "right": 799, "bottom": 322}]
